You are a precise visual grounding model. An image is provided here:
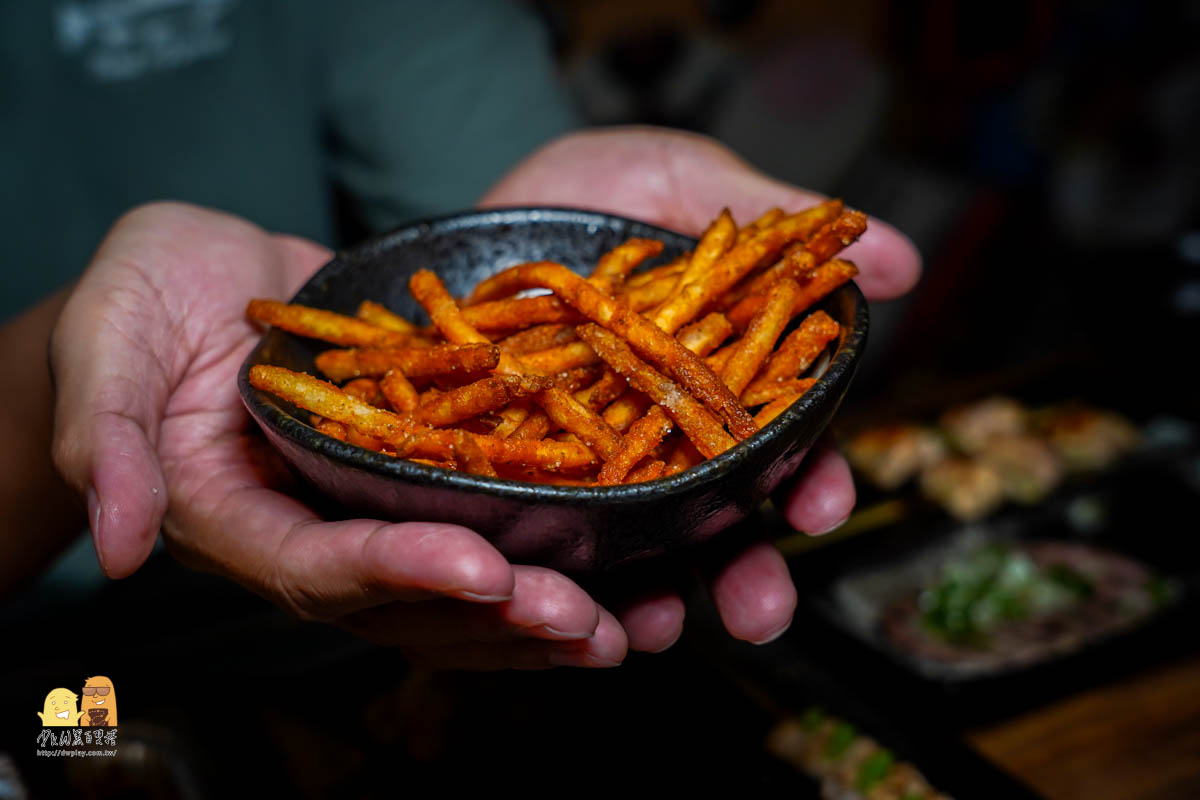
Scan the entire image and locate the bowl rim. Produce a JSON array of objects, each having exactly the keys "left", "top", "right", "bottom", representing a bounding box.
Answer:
[{"left": 237, "top": 206, "right": 868, "bottom": 505}]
